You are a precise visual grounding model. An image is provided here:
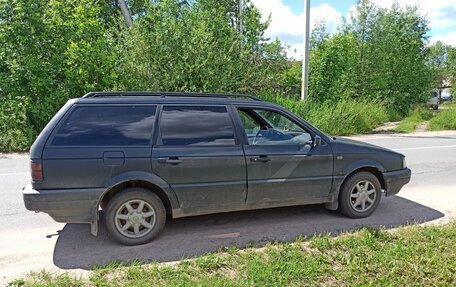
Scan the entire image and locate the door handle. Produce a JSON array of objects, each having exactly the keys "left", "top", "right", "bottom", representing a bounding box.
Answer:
[
  {"left": 158, "top": 157, "right": 183, "bottom": 165},
  {"left": 250, "top": 156, "right": 271, "bottom": 163}
]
